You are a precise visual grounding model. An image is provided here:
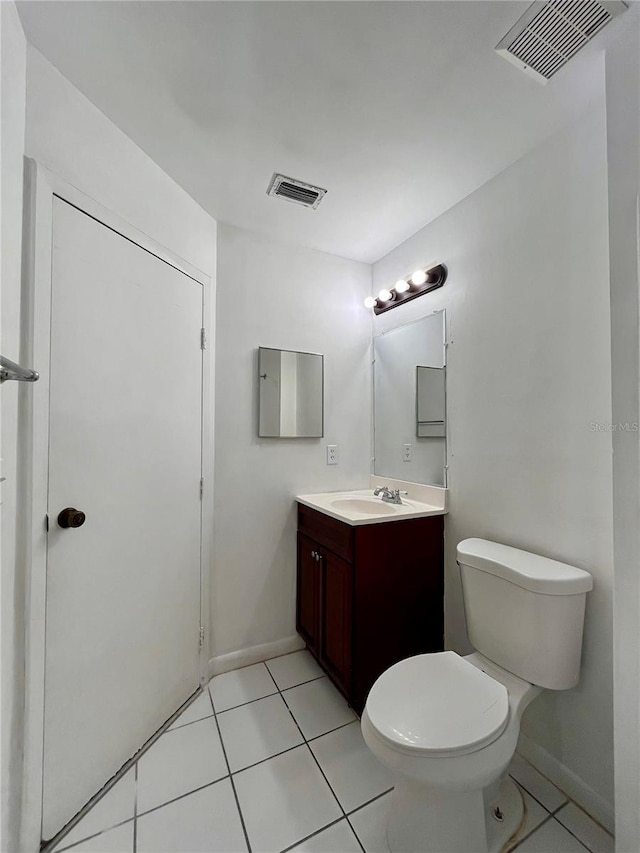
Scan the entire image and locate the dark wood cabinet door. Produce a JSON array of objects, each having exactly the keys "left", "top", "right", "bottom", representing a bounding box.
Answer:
[
  {"left": 319, "top": 550, "right": 353, "bottom": 694},
  {"left": 297, "top": 533, "right": 320, "bottom": 654}
]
